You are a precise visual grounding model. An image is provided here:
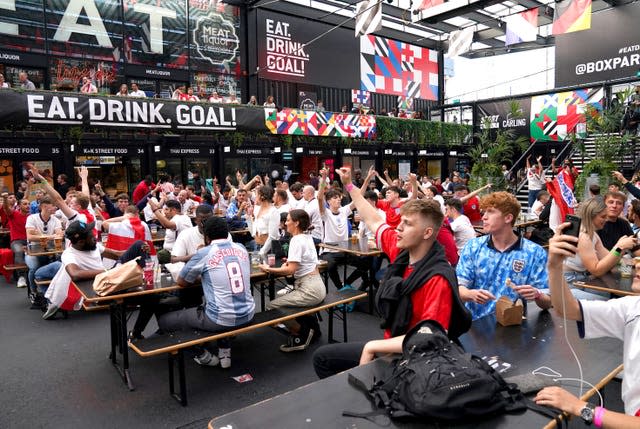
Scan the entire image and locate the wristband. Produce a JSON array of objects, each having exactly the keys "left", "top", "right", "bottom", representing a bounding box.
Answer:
[
  {"left": 611, "top": 248, "right": 621, "bottom": 257},
  {"left": 594, "top": 406, "right": 605, "bottom": 428},
  {"left": 345, "top": 183, "right": 355, "bottom": 193}
]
